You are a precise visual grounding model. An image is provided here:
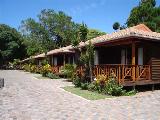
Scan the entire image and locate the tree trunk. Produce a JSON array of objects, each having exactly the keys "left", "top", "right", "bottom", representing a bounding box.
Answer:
[{"left": 89, "top": 60, "right": 93, "bottom": 82}]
